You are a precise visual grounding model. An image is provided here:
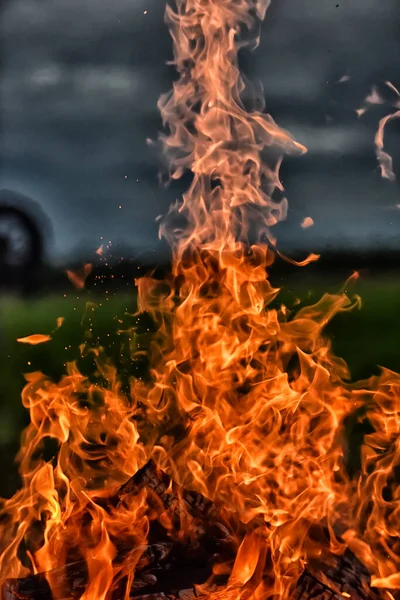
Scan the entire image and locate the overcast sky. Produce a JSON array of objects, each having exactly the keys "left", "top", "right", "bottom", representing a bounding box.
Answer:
[{"left": 1, "top": 0, "right": 399, "bottom": 263}]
